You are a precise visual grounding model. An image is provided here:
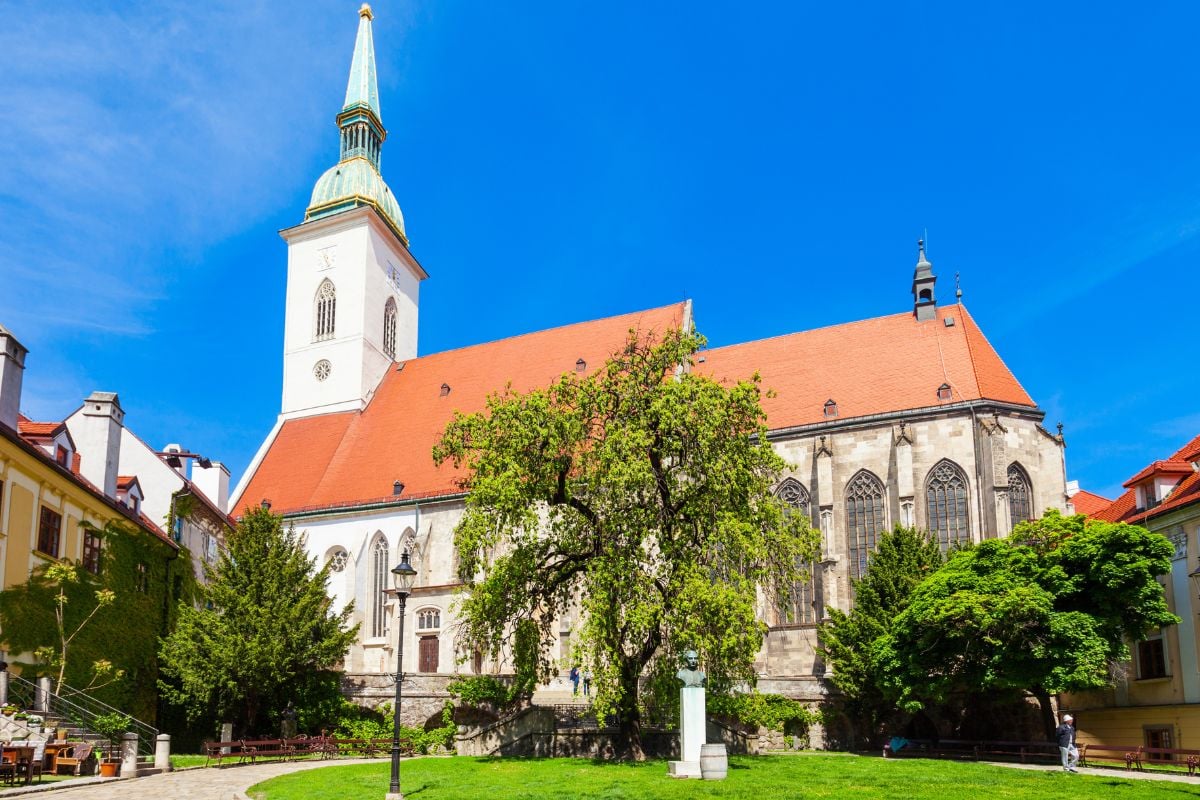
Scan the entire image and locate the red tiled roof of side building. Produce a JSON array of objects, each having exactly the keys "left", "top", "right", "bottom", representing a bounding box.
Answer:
[
  {"left": 694, "top": 303, "right": 1035, "bottom": 430},
  {"left": 1122, "top": 459, "right": 1195, "bottom": 487},
  {"left": 1069, "top": 489, "right": 1112, "bottom": 518},
  {"left": 235, "top": 303, "right": 689, "bottom": 515},
  {"left": 1095, "top": 433, "right": 1200, "bottom": 525},
  {"left": 117, "top": 475, "right": 137, "bottom": 489},
  {"left": 17, "top": 420, "right": 63, "bottom": 438}
]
